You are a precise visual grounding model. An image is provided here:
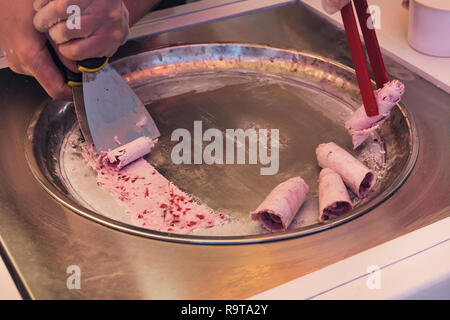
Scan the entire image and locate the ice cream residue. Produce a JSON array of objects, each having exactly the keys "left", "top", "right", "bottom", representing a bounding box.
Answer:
[{"left": 83, "top": 139, "right": 228, "bottom": 234}]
